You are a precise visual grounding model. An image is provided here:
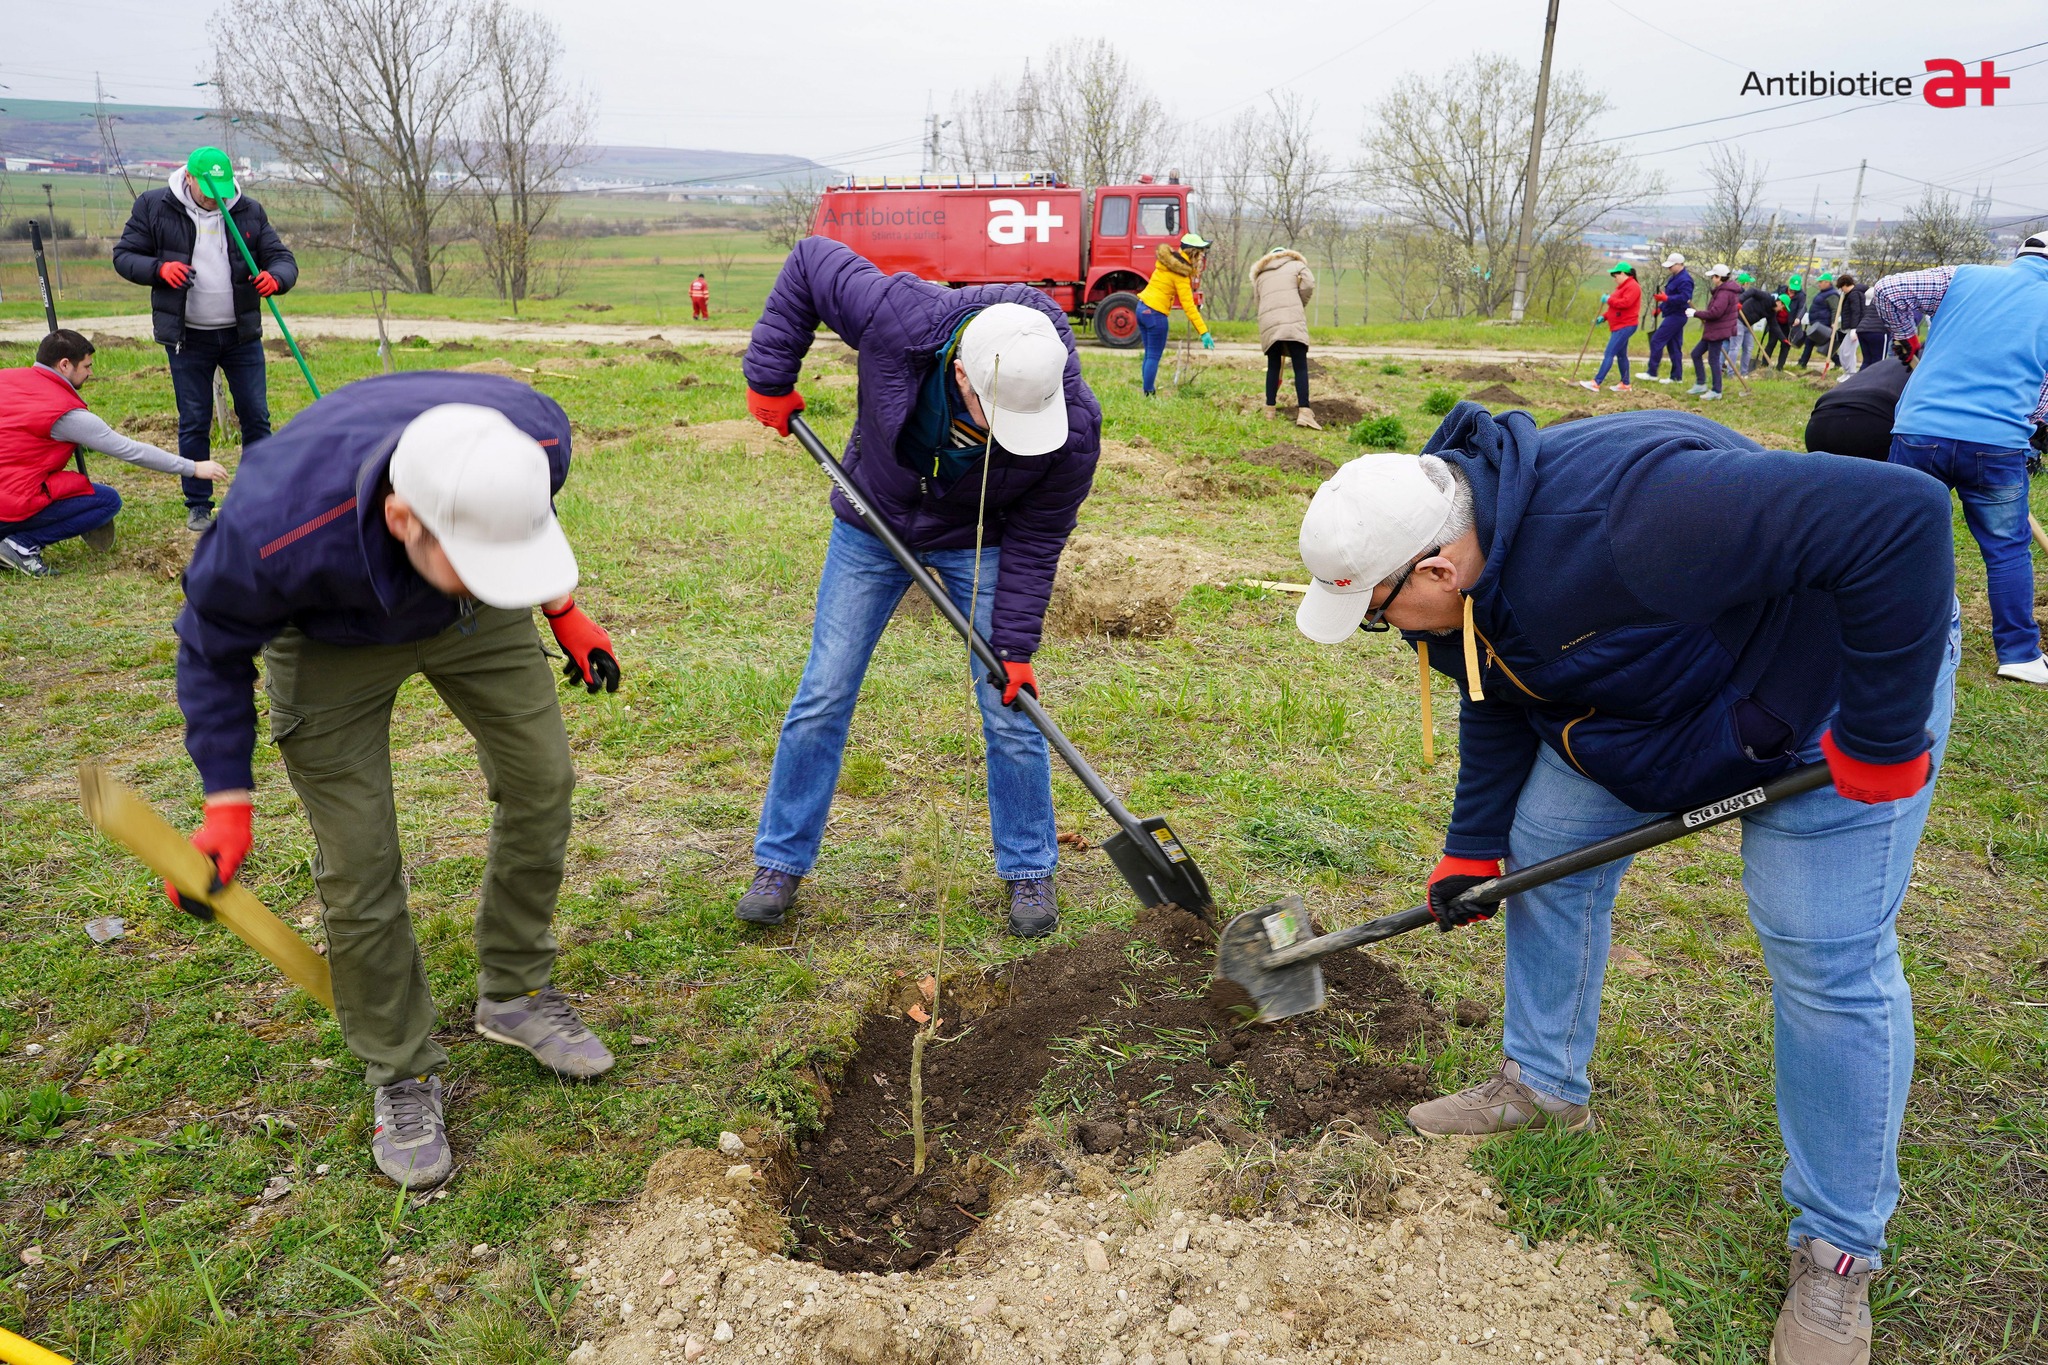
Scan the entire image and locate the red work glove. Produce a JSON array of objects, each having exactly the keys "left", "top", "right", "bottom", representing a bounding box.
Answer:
[
  {"left": 1654, "top": 291, "right": 1667, "bottom": 303},
  {"left": 1427, "top": 855, "right": 1502, "bottom": 933},
  {"left": 1892, "top": 335, "right": 1922, "bottom": 368},
  {"left": 999, "top": 661, "right": 1038, "bottom": 708},
  {"left": 745, "top": 387, "right": 805, "bottom": 437},
  {"left": 1820, "top": 729, "right": 1930, "bottom": 804},
  {"left": 158, "top": 261, "right": 193, "bottom": 289},
  {"left": 165, "top": 798, "right": 253, "bottom": 919},
  {"left": 253, "top": 270, "right": 281, "bottom": 297},
  {"left": 544, "top": 599, "right": 621, "bottom": 694}
]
